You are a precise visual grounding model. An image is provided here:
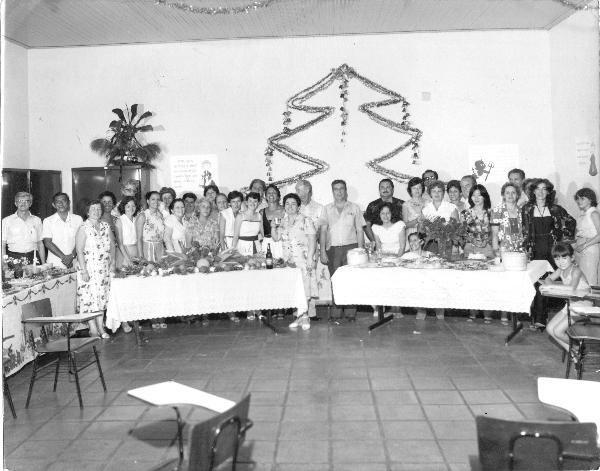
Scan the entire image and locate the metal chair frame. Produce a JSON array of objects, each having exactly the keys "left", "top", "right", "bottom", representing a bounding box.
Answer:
[{"left": 21, "top": 298, "right": 107, "bottom": 408}]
